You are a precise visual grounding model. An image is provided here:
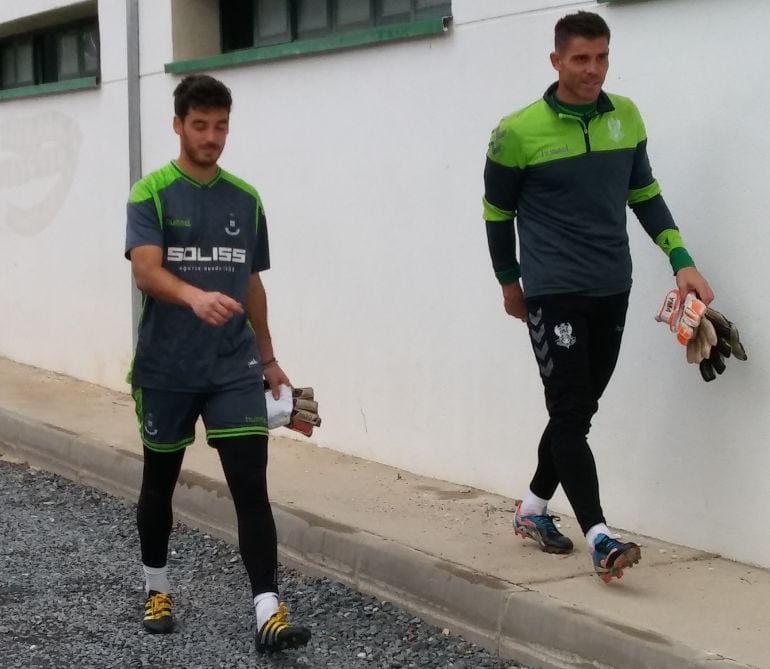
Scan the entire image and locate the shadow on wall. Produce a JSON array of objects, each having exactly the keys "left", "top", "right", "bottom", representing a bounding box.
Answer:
[{"left": 0, "top": 111, "right": 81, "bottom": 237}]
